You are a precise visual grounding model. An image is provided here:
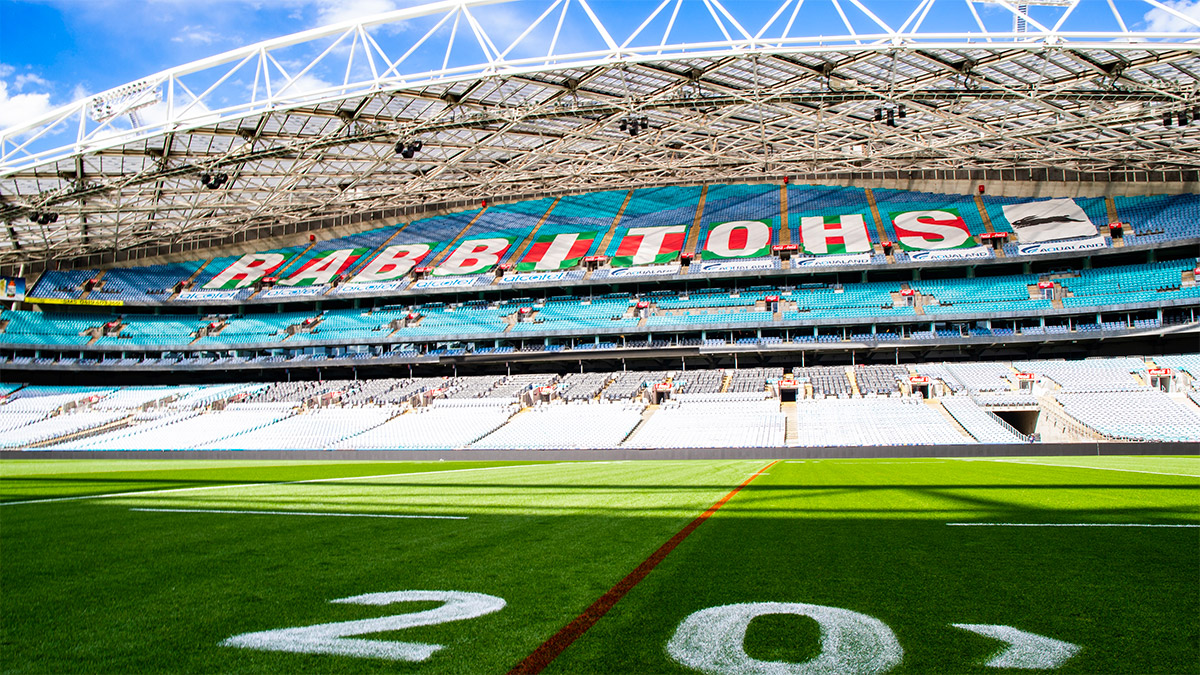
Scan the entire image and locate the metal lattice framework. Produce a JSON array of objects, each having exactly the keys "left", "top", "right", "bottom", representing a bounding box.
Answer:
[{"left": 2, "top": 0, "right": 1199, "bottom": 269}]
